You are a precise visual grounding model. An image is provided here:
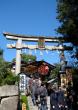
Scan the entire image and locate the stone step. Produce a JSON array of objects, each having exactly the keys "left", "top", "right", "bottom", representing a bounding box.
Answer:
[{"left": 27, "top": 96, "right": 50, "bottom": 110}]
